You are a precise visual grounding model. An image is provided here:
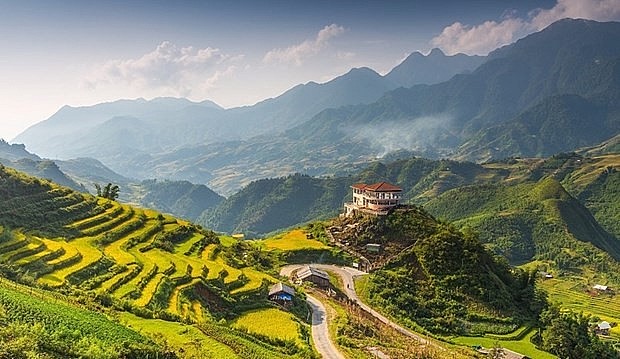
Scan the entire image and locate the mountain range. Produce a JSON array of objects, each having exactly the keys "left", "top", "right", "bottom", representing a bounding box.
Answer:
[
  {"left": 13, "top": 19, "right": 617, "bottom": 196},
  {"left": 14, "top": 47, "right": 486, "bottom": 193}
]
